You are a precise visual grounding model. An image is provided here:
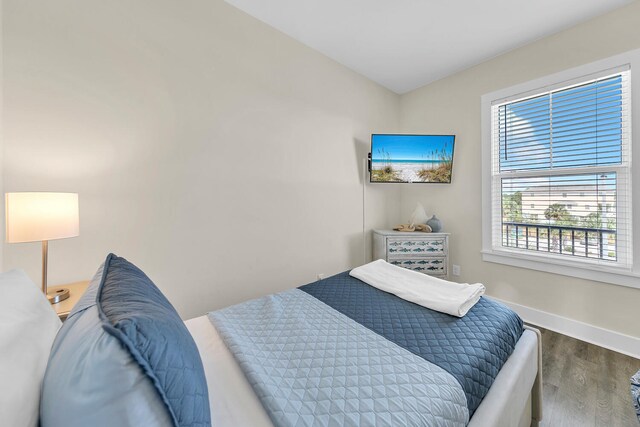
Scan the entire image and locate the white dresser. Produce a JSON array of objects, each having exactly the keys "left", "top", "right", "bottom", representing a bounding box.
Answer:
[{"left": 372, "top": 230, "right": 450, "bottom": 279}]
